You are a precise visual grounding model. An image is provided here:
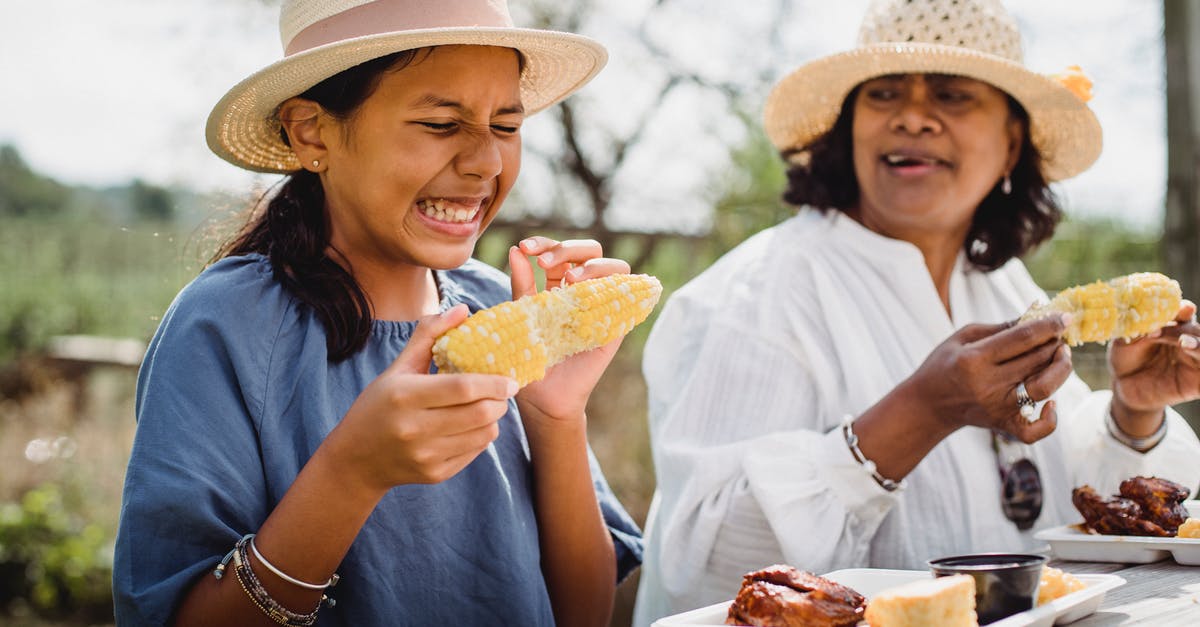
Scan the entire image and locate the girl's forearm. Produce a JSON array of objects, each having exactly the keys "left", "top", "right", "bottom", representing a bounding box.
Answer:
[
  {"left": 173, "top": 436, "right": 387, "bottom": 626},
  {"left": 522, "top": 410, "right": 617, "bottom": 627}
]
